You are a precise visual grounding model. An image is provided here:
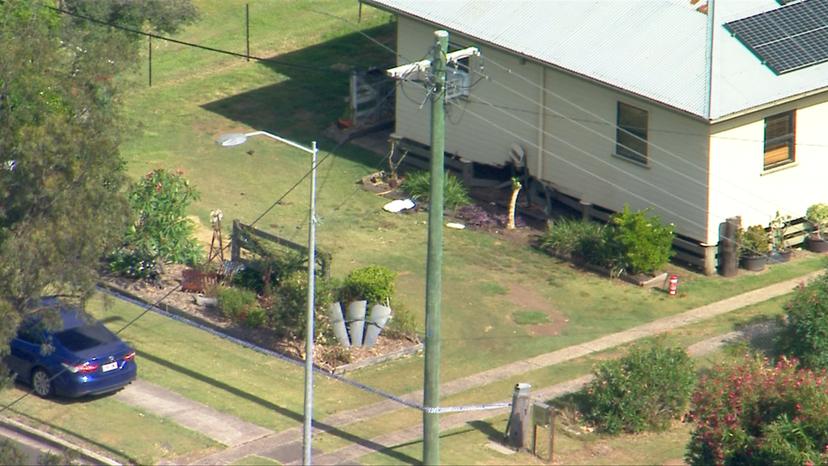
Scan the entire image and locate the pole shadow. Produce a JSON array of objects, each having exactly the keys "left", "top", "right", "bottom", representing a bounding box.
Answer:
[{"left": 138, "top": 349, "right": 420, "bottom": 464}]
